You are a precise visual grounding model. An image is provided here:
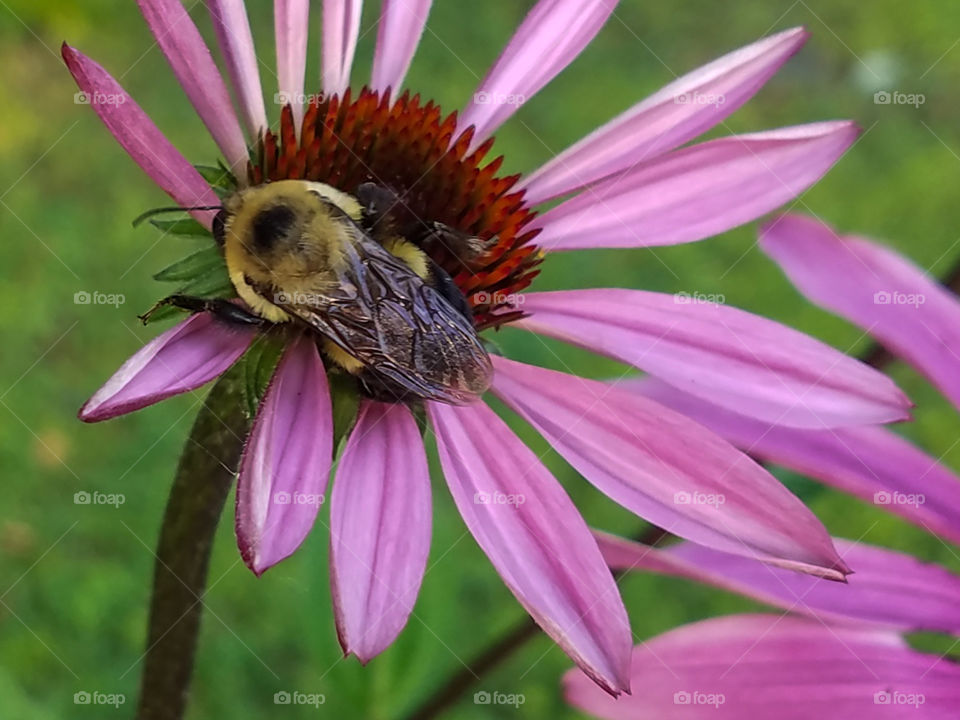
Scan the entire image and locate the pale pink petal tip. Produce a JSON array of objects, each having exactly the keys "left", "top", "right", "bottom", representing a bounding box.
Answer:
[
  {"left": 522, "top": 26, "right": 810, "bottom": 204},
  {"left": 429, "top": 401, "right": 631, "bottom": 694},
  {"left": 322, "top": 0, "right": 364, "bottom": 97},
  {"left": 565, "top": 614, "right": 960, "bottom": 719},
  {"left": 516, "top": 289, "right": 910, "bottom": 429},
  {"left": 461, "top": 0, "right": 618, "bottom": 151},
  {"left": 534, "top": 121, "right": 859, "bottom": 251},
  {"left": 137, "top": 0, "right": 249, "bottom": 173},
  {"left": 236, "top": 336, "right": 333, "bottom": 575},
  {"left": 761, "top": 212, "right": 960, "bottom": 414},
  {"left": 330, "top": 401, "right": 431, "bottom": 663},
  {"left": 491, "top": 357, "right": 850, "bottom": 581},
  {"left": 62, "top": 43, "right": 221, "bottom": 227},
  {"left": 79, "top": 314, "right": 255, "bottom": 422},
  {"left": 275, "top": 0, "right": 310, "bottom": 128},
  {"left": 371, "top": 0, "right": 432, "bottom": 94}
]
